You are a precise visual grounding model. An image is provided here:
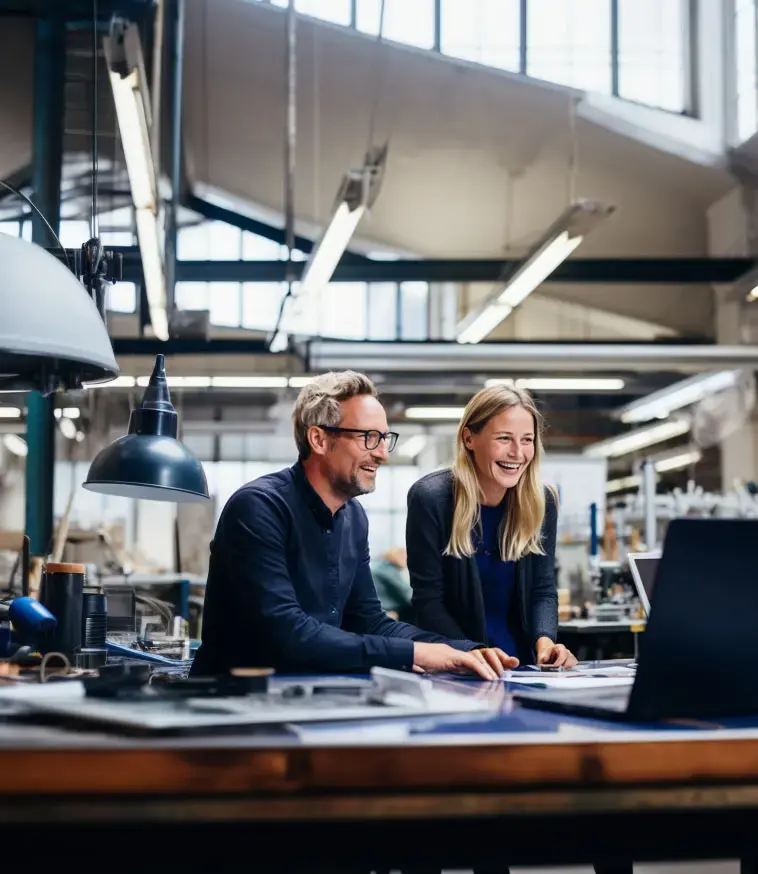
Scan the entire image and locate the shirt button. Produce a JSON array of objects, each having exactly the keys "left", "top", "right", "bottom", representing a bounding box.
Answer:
[
  {"left": 330, "top": 607, "right": 337, "bottom": 615},
  {"left": 325, "top": 528, "right": 332, "bottom": 535}
]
